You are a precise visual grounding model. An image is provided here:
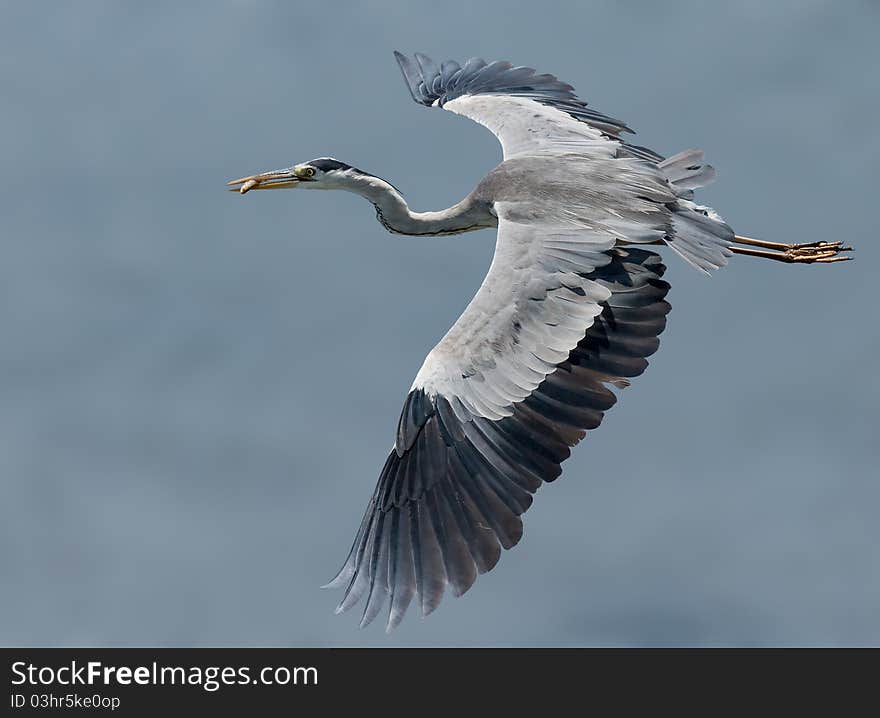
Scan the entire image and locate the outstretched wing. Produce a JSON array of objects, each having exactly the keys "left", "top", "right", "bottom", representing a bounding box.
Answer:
[
  {"left": 394, "top": 51, "right": 734, "bottom": 273},
  {"left": 394, "top": 50, "right": 663, "bottom": 162},
  {"left": 325, "top": 244, "right": 671, "bottom": 631}
]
